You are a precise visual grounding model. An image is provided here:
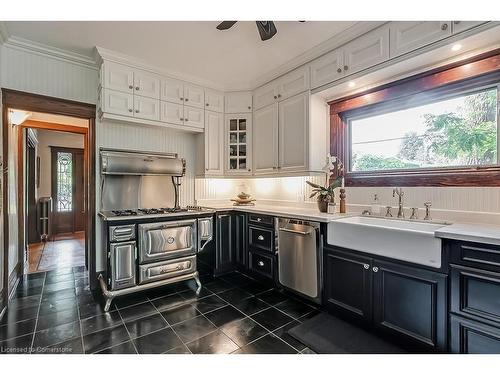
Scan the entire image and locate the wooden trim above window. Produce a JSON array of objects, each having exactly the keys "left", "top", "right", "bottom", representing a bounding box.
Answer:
[{"left": 329, "top": 50, "right": 500, "bottom": 187}]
